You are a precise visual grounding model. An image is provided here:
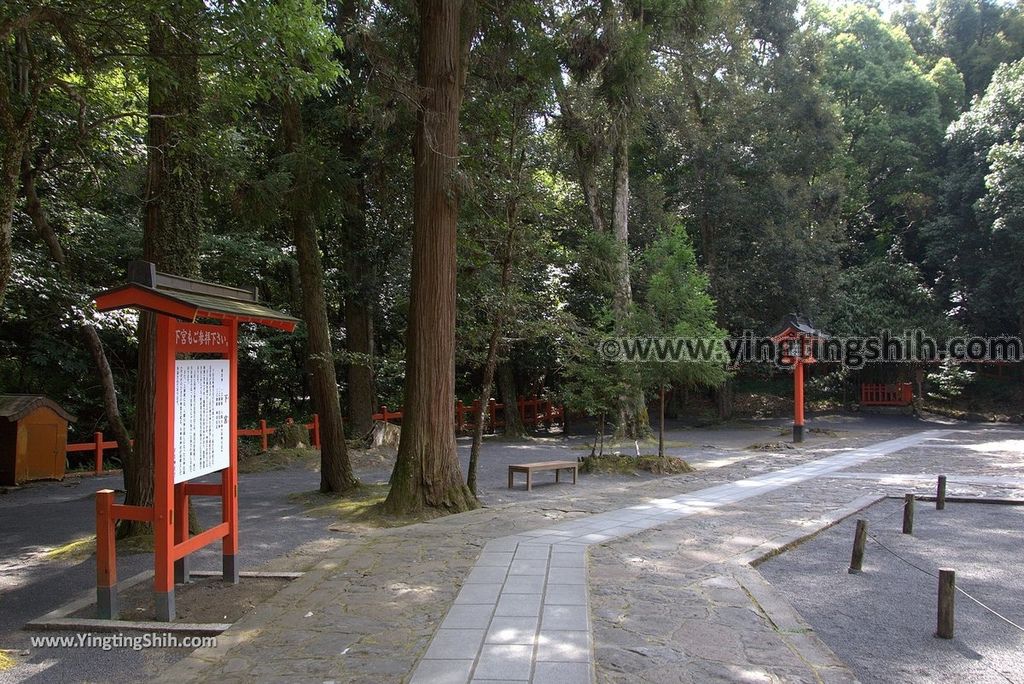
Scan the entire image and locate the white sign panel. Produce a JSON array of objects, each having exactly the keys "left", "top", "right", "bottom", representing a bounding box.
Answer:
[{"left": 174, "top": 359, "right": 230, "bottom": 483}]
